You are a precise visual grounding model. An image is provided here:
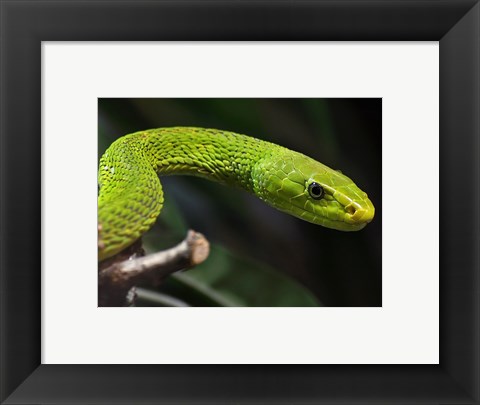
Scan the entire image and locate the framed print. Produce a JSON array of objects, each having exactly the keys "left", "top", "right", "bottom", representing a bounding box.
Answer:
[
  {"left": 42, "top": 43, "right": 435, "bottom": 365},
  {"left": 1, "top": 1, "right": 479, "bottom": 404}
]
